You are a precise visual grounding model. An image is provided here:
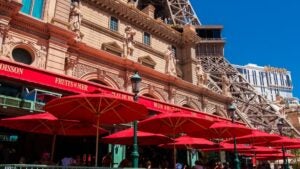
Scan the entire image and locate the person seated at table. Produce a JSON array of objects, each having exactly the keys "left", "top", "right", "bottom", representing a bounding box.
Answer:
[
  {"left": 102, "top": 152, "right": 112, "bottom": 167},
  {"left": 40, "top": 152, "right": 54, "bottom": 165},
  {"left": 119, "top": 155, "right": 132, "bottom": 168},
  {"left": 61, "top": 155, "right": 75, "bottom": 167}
]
